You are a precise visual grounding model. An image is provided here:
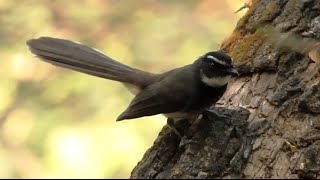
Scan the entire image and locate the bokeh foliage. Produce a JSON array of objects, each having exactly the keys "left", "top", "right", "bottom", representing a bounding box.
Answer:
[{"left": 0, "top": 0, "right": 245, "bottom": 178}]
